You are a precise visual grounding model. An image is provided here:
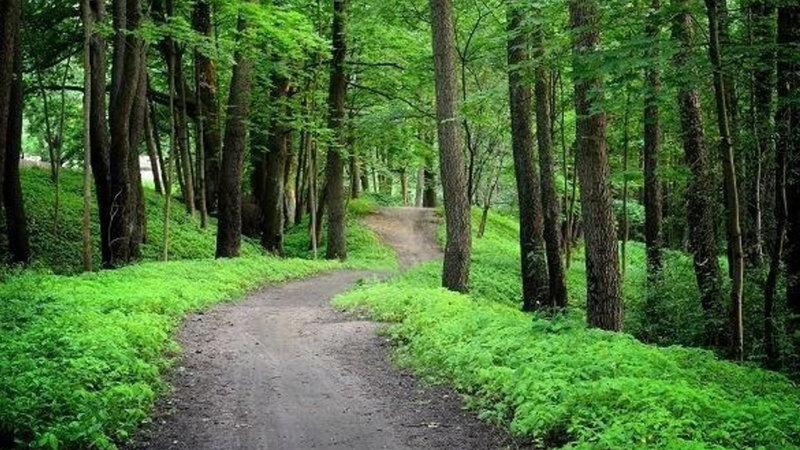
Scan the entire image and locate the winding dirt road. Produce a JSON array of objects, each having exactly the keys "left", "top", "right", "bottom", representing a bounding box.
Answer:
[{"left": 130, "top": 207, "right": 526, "bottom": 450}]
